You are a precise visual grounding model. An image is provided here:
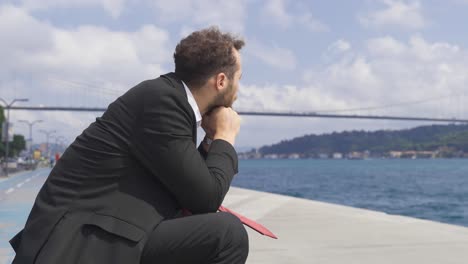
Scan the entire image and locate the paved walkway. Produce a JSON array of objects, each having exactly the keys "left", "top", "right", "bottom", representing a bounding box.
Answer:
[
  {"left": 0, "top": 169, "right": 45, "bottom": 264},
  {"left": 224, "top": 187, "right": 468, "bottom": 263},
  {"left": 1, "top": 169, "right": 468, "bottom": 263}
]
